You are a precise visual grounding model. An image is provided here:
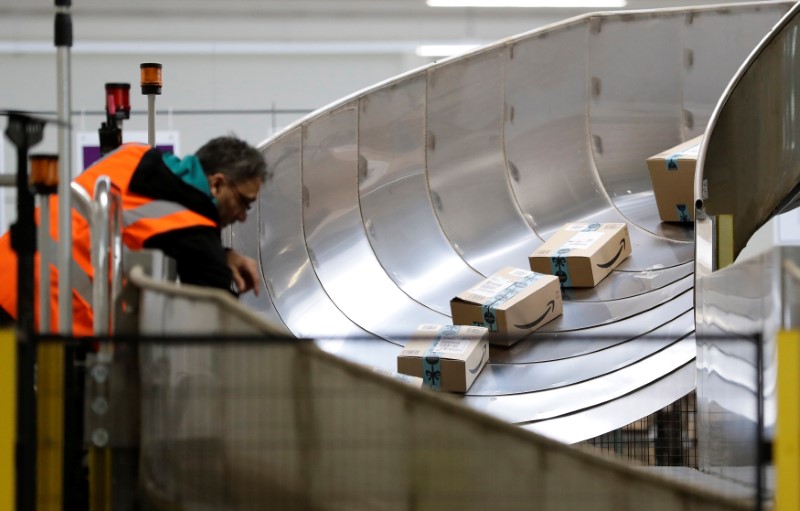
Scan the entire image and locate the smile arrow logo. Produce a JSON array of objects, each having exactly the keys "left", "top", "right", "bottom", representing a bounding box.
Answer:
[
  {"left": 597, "top": 238, "right": 626, "bottom": 269},
  {"left": 514, "top": 300, "right": 555, "bottom": 329},
  {"left": 468, "top": 343, "right": 487, "bottom": 374}
]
